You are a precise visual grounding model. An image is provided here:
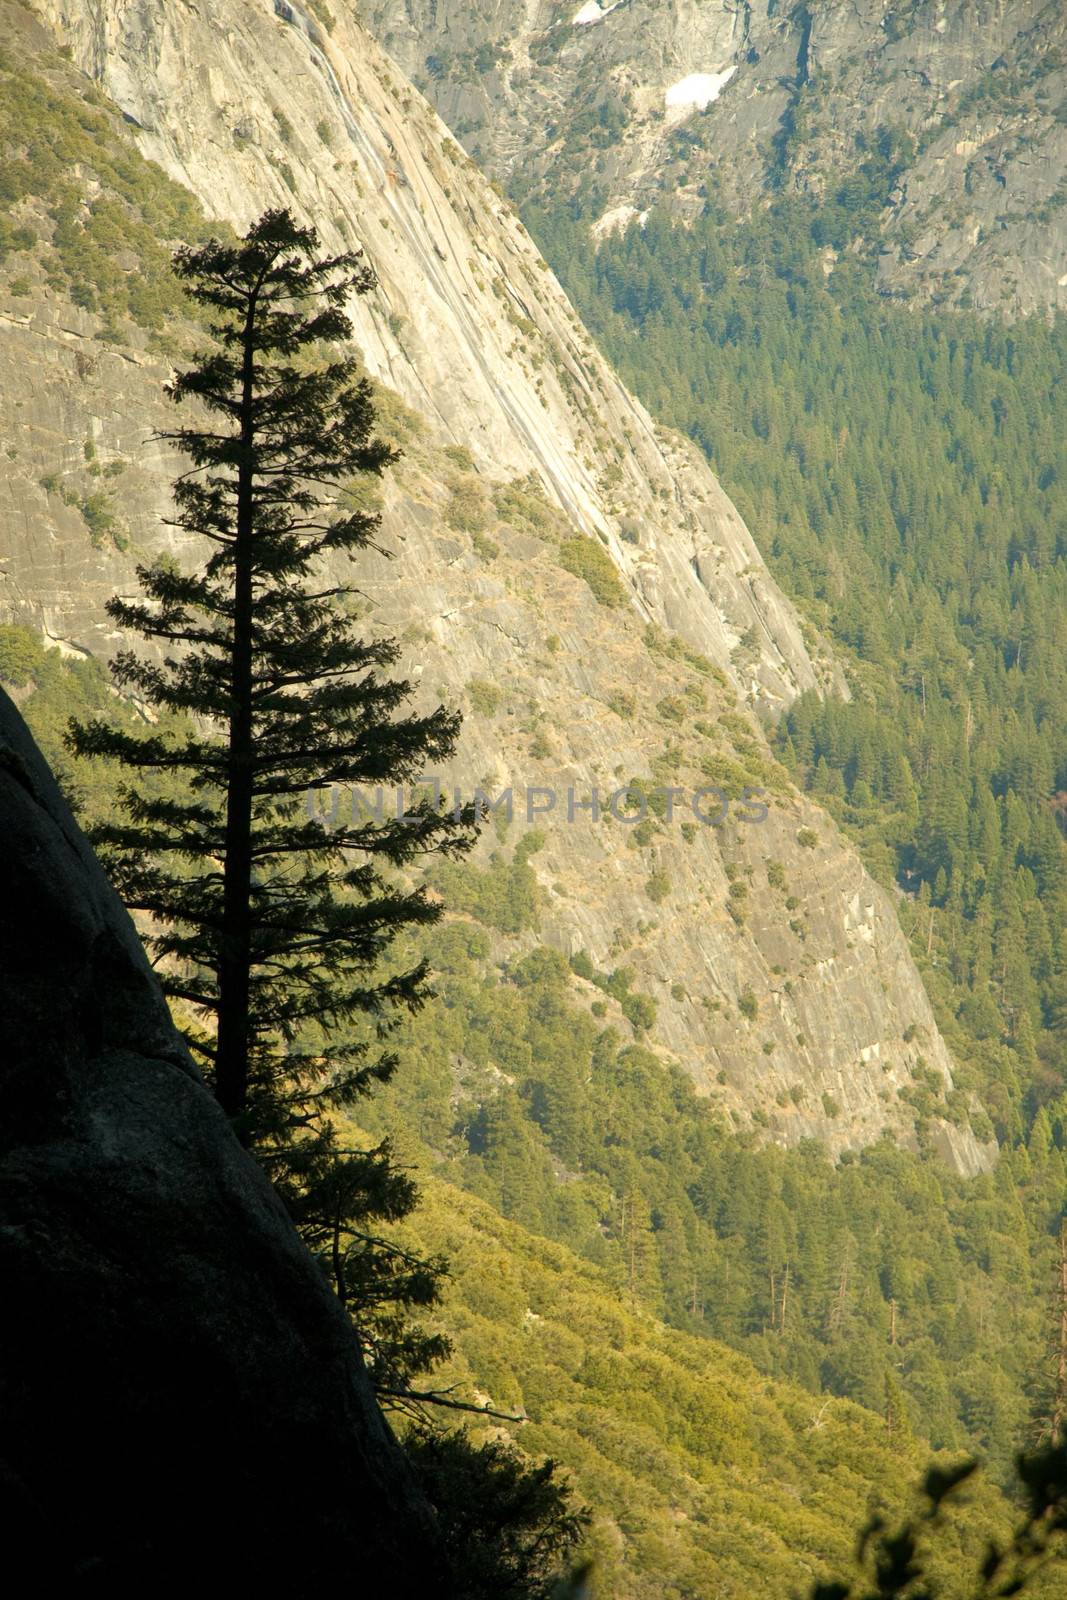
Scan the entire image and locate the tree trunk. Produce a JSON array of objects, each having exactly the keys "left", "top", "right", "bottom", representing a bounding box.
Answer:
[{"left": 215, "top": 297, "right": 258, "bottom": 1123}]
